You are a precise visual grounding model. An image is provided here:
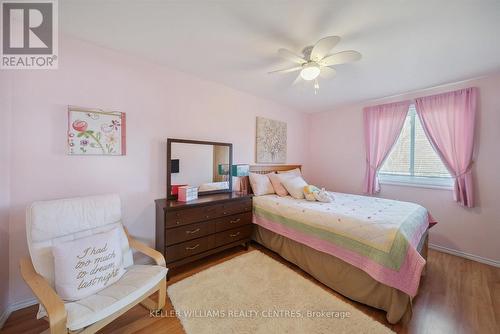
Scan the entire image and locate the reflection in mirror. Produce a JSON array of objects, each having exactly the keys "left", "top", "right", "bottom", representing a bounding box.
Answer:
[{"left": 171, "top": 142, "right": 230, "bottom": 193}]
